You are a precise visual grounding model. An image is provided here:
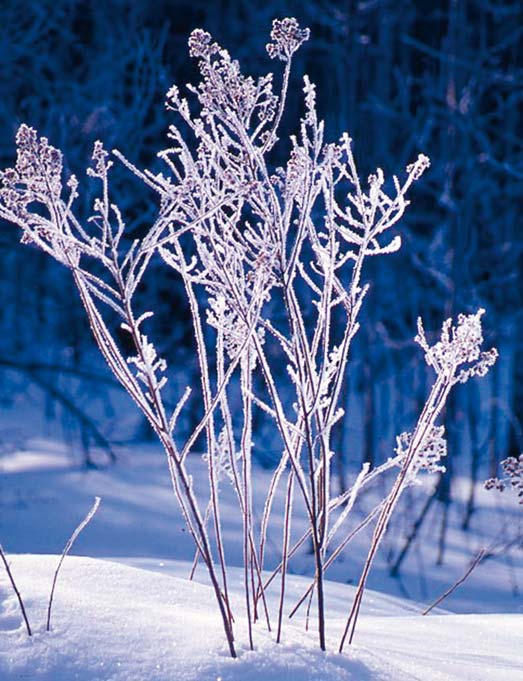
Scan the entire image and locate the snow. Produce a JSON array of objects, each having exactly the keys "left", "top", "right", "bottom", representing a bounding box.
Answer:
[
  {"left": 1, "top": 555, "right": 522, "bottom": 681},
  {"left": 1, "top": 440, "right": 522, "bottom": 680}
]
